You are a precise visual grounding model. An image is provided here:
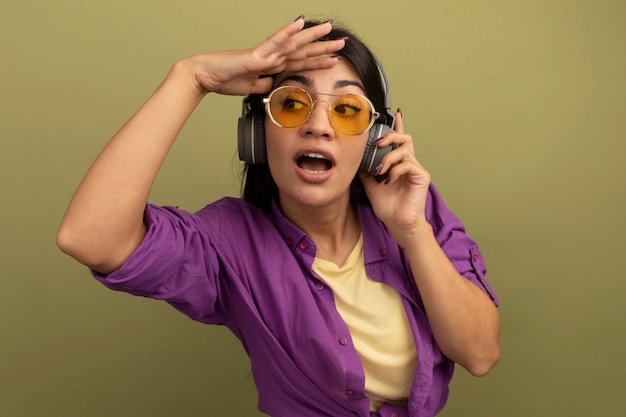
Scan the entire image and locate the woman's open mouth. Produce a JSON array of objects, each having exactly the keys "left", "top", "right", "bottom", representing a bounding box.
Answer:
[{"left": 296, "top": 153, "right": 333, "bottom": 174}]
